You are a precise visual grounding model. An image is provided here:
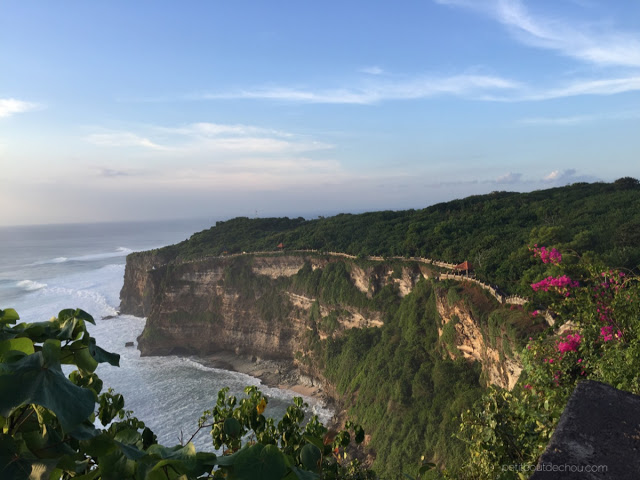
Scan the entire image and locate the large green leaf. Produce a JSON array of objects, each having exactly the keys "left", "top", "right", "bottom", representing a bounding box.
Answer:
[
  {"left": 0, "top": 338, "right": 34, "bottom": 361},
  {"left": 114, "top": 441, "right": 145, "bottom": 461},
  {"left": 58, "top": 308, "right": 95, "bottom": 325},
  {"left": 0, "top": 308, "right": 20, "bottom": 325},
  {"left": 0, "top": 351, "right": 95, "bottom": 431},
  {"left": 290, "top": 466, "right": 320, "bottom": 480},
  {"left": 97, "top": 449, "right": 135, "bottom": 480},
  {"left": 0, "top": 435, "right": 31, "bottom": 480},
  {"left": 68, "top": 341, "right": 99, "bottom": 373},
  {"left": 147, "top": 443, "right": 198, "bottom": 473},
  {"left": 57, "top": 318, "right": 79, "bottom": 341},
  {"left": 226, "top": 444, "right": 288, "bottom": 480},
  {"left": 88, "top": 338, "right": 120, "bottom": 367}
]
